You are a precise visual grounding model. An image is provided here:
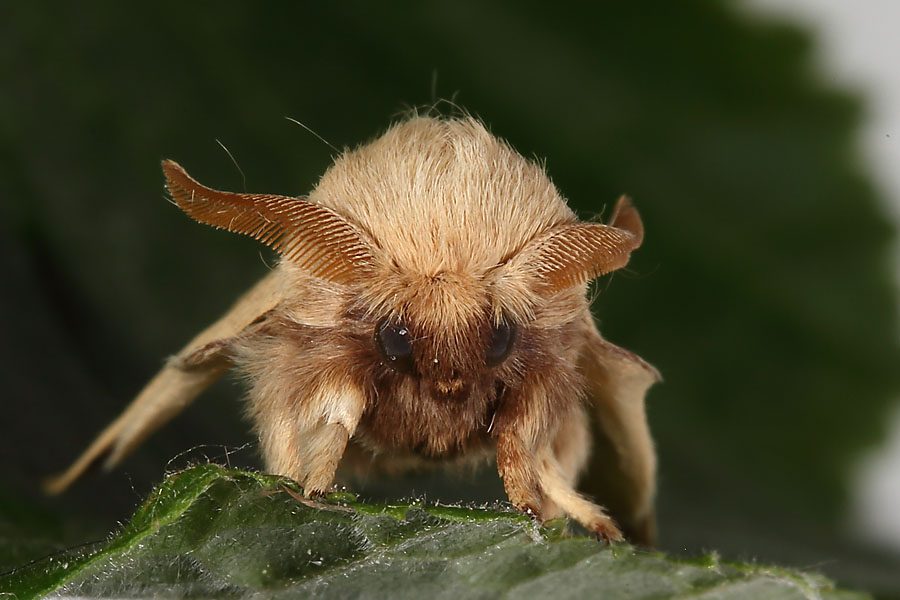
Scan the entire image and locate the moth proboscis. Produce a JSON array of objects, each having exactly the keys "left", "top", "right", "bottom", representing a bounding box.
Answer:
[{"left": 47, "top": 116, "right": 660, "bottom": 545}]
